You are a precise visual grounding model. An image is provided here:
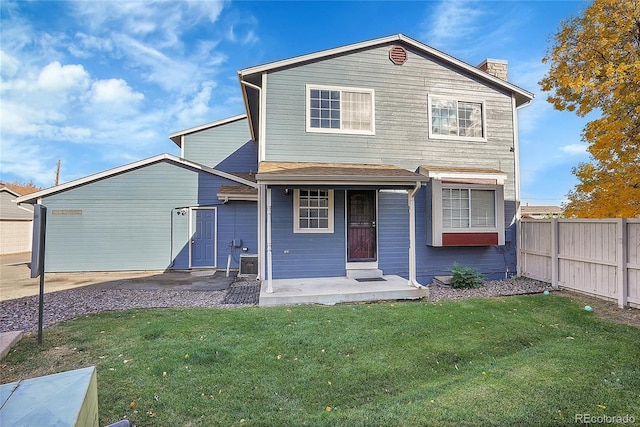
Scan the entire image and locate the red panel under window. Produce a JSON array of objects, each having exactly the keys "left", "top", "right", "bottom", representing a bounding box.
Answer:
[{"left": 442, "top": 232, "right": 498, "bottom": 246}]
